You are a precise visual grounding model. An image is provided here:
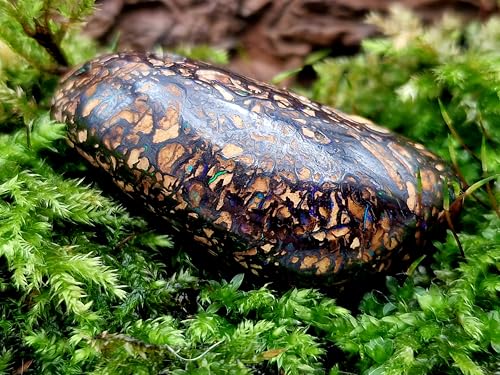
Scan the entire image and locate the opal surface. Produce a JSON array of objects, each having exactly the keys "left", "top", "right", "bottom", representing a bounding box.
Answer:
[{"left": 52, "top": 52, "right": 461, "bottom": 286}]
